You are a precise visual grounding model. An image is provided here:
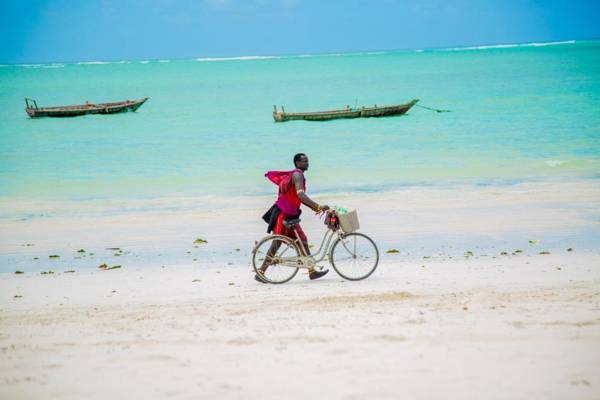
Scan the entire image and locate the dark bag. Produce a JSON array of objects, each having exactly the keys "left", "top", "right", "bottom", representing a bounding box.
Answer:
[{"left": 262, "top": 204, "right": 281, "bottom": 233}]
